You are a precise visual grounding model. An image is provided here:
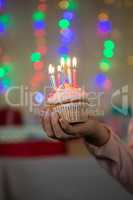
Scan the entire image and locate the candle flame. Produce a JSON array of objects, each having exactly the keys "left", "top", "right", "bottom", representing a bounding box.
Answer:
[
  {"left": 57, "top": 65, "right": 62, "bottom": 72},
  {"left": 60, "top": 57, "right": 65, "bottom": 67},
  {"left": 67, "top": 58, "right": 71, "bottom": 67},
  {"left": 48, "top": 64, "right": 55, "bottom": 74},
  {"left": 72, "top": 57, "right": 77, "bottom": 68}
]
